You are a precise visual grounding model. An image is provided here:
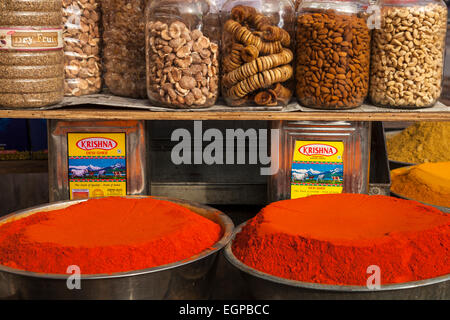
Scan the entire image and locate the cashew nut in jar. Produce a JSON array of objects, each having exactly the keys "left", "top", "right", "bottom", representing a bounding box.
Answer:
[{"left": 369, "top": 0, "right": 448, "bottom": 108}]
